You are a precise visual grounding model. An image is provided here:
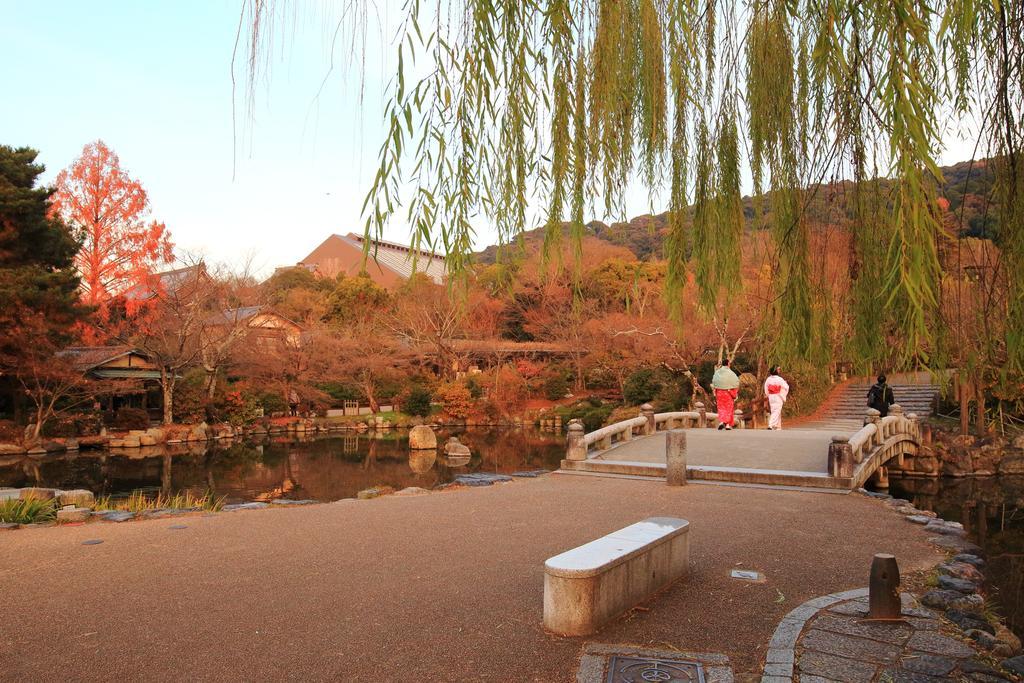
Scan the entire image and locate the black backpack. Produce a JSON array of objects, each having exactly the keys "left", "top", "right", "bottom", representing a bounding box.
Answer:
[{"left": 866, "top": 383, "right": 891, "bottom": 410}]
